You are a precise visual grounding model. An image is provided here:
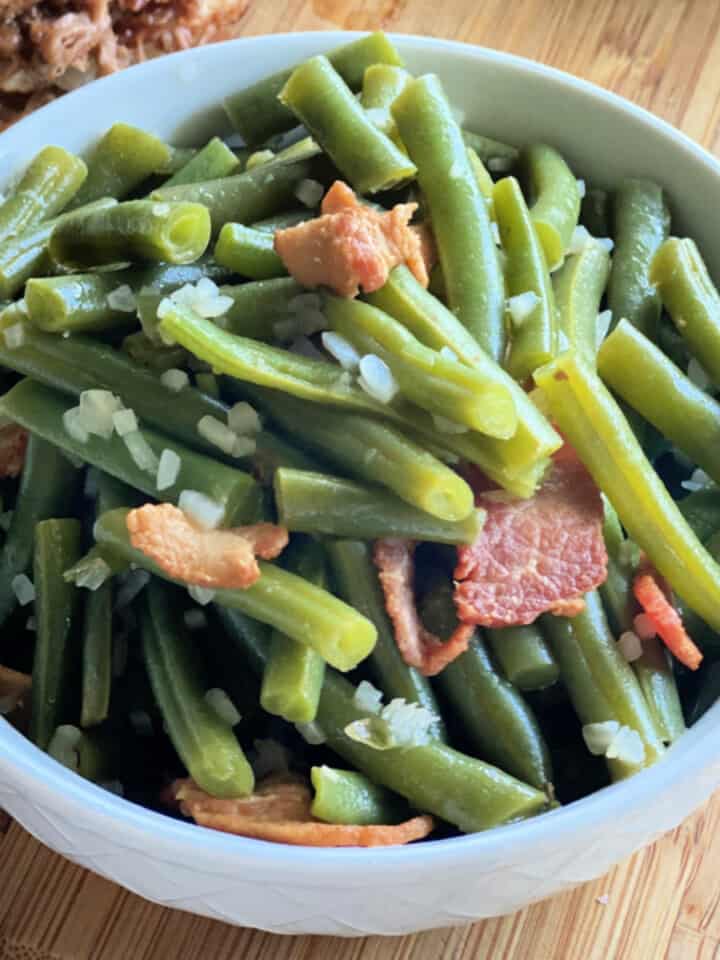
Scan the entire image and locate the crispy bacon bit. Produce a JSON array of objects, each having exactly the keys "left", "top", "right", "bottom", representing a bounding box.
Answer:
[
  {"left": 172, "top": 776, "right": 435, "bottom": 847},
  {"left": 274, "top": 180, "right": 433, "bottom": 298},
  {"left": 0, "top": 424, "right": 27, "bottom": 478},
  {"left": 633, "top": 569, "right": 703, "bottom": 671},
  {"left": 126, "top": 503, "right": 288, "bottom": 590},
  {"left": 374, "top": 538, "right": 474, "bottom": 677},
  {"left": 455, "top": 449, "right": 607, "bottom": 627}
]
